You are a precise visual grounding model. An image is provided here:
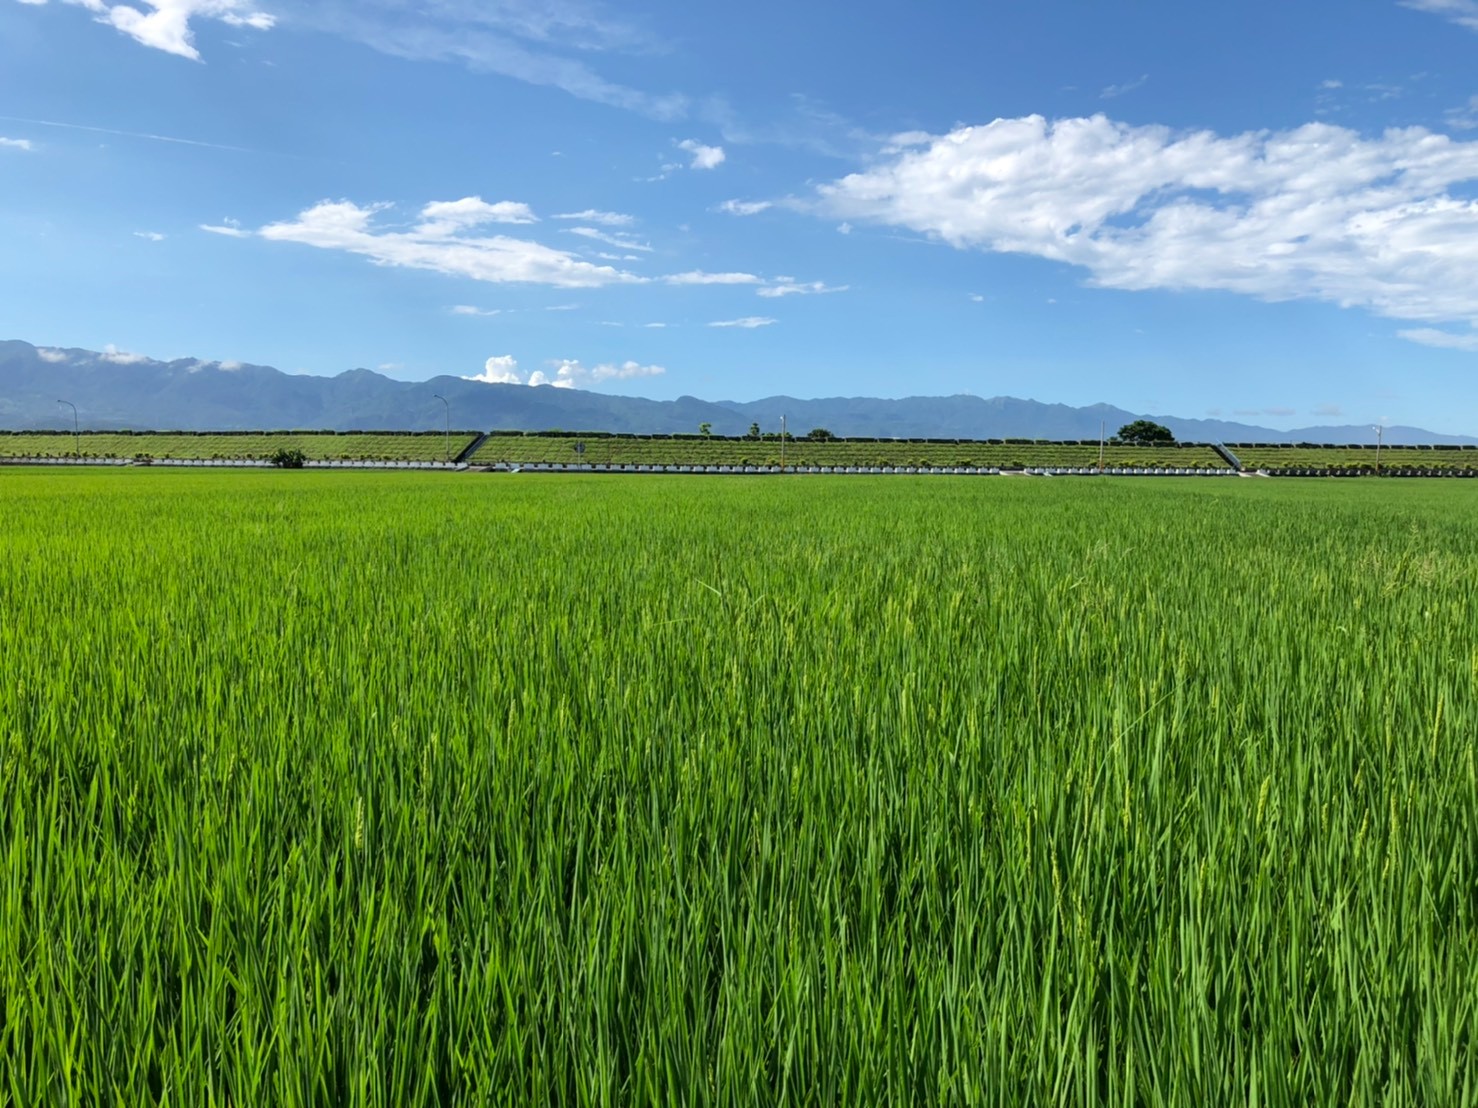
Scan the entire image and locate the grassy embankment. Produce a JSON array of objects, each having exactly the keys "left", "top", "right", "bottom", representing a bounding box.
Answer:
[
  {"left": 1230, "top": 444, "right": 1478, "bottom": 473},
  {"left": 471, "top": 434, "right": 1229, "bottom": 469},
  {"left": 0, "top": 431, "right": 478, "bottom": 461}
]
